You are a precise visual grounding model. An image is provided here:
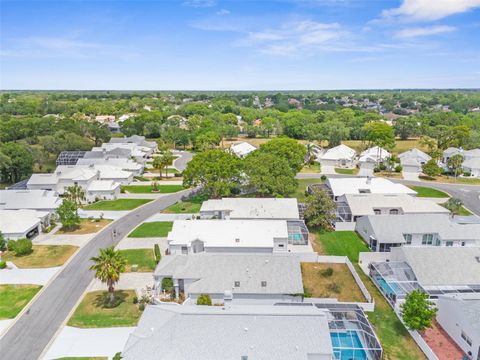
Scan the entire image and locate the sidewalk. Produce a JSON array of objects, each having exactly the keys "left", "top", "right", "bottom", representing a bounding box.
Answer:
[
  {"left": 33, "top": 233, "right": 94, "bottom": 247},
  {"left": 0, "top": 266, "right": 61, "bottom": 285}
]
